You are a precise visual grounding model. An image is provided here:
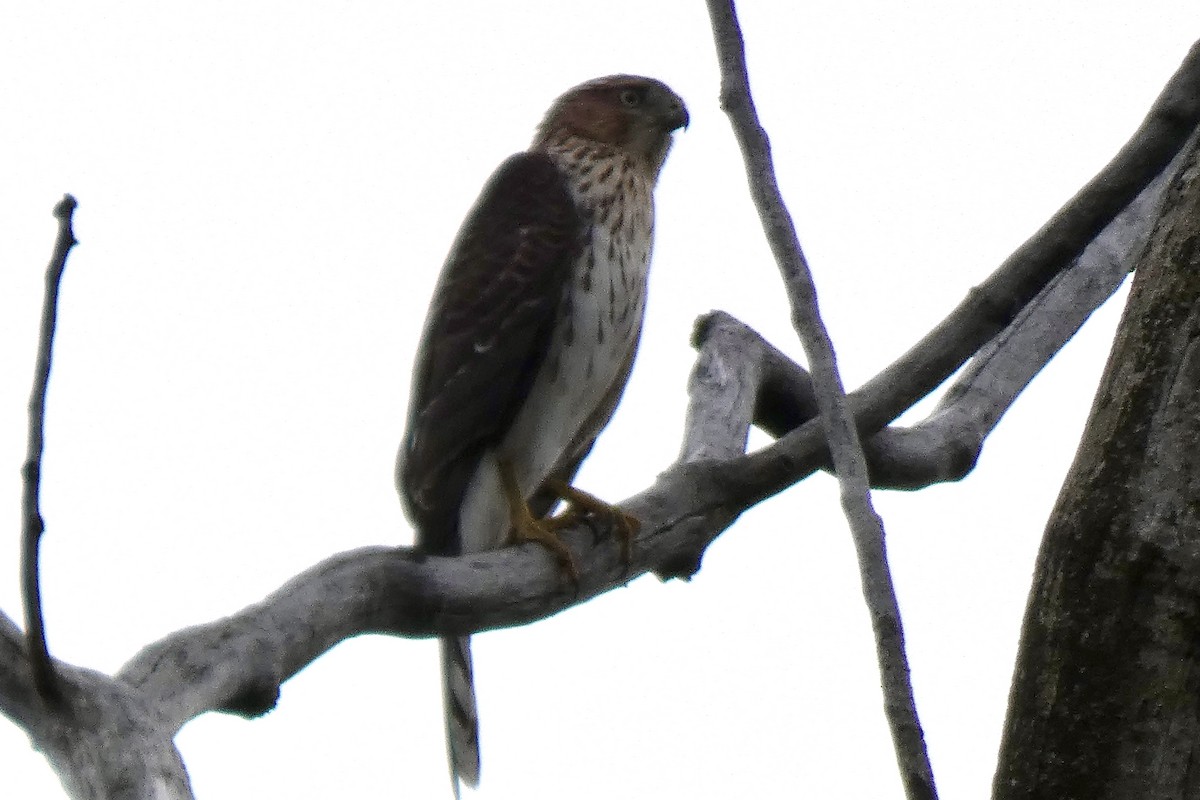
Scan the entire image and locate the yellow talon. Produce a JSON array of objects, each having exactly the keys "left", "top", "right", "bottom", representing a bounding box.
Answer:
[
  {"left": 499, "top": 460, "right": 580, "bottom": 582},
  {"left": 497, "top": 461, "right": 640, "bottom": 579},
  {"left": 544, "top": 478, "right": 640, "bottom": 566}
]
